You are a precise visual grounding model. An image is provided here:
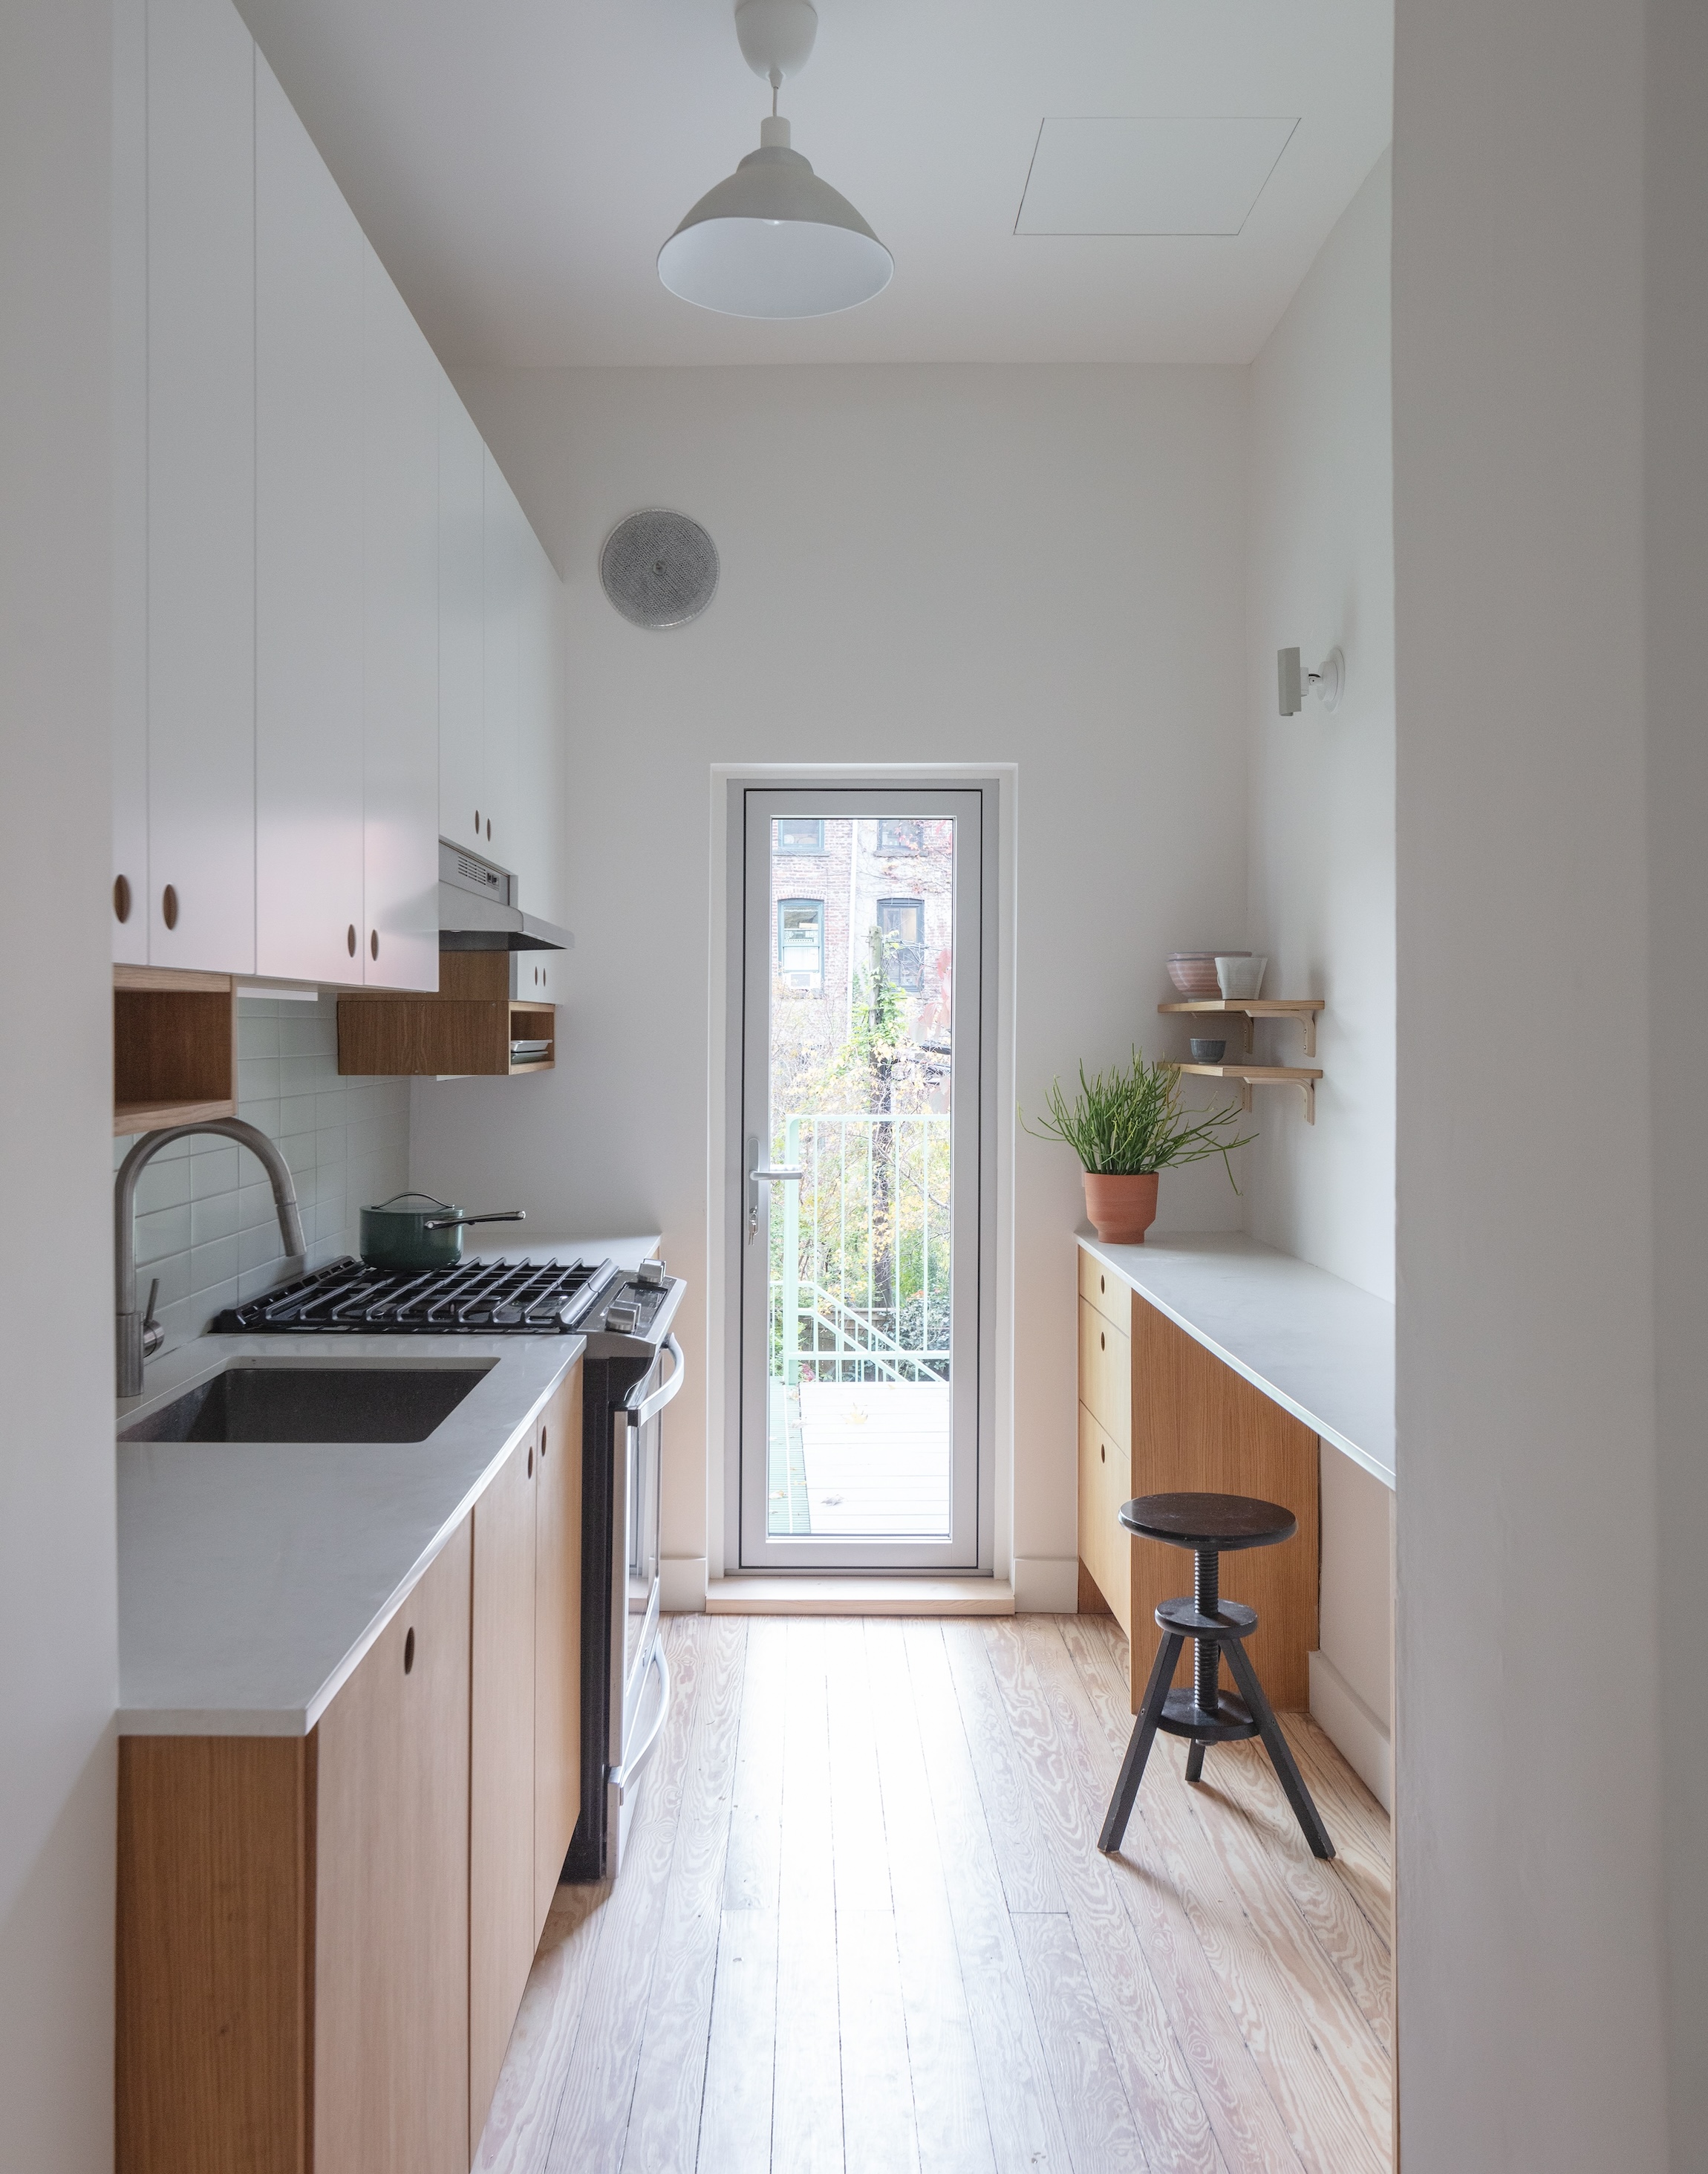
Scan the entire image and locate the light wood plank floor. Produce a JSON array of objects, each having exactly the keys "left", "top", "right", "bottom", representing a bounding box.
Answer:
[{"left": 475, "top": 1614, "right": 1392, "bottom": 2174}]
